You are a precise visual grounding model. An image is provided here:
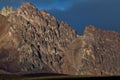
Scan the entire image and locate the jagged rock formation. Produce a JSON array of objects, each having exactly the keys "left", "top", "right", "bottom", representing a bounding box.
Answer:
[
  {"left": 0, "top": 6, "right": 15, "bottom": 16},
  {"left": 62, "top": 26, "right": 120, "bottom": 75},
  {"left": 0, "top": 2, "right": 120, "bottom": 75},
  {"left": 0, "top": 2, "right": 77, "bottom": 73}
]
